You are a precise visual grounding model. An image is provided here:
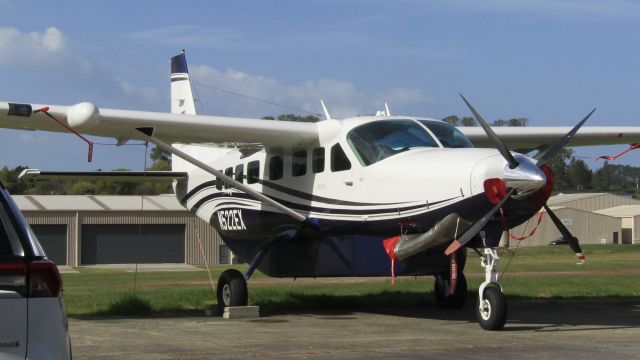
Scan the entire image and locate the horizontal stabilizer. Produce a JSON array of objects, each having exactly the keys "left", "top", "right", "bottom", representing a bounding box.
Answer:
[{"left": 19, "top": 169, "right": 187, "bottom": 182}]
